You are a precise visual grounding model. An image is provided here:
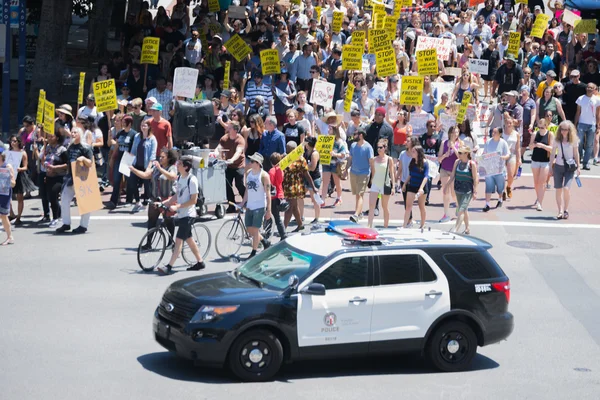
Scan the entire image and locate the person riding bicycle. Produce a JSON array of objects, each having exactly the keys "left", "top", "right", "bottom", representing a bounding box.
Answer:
[
  {"left": 157, "top": 155, "right": 206, "bottom": 274},
  {"left": 130, "top": 148, "right": 178, "bottom": 249}
]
